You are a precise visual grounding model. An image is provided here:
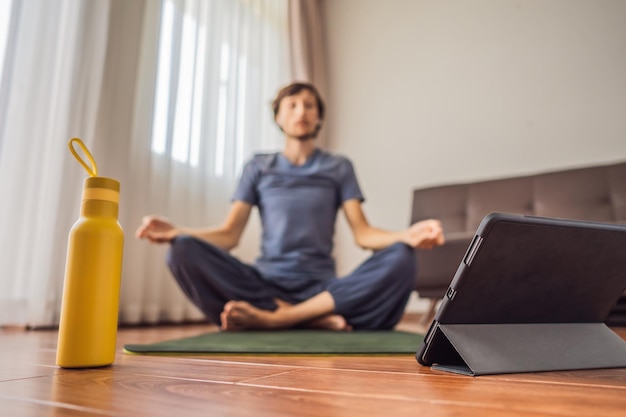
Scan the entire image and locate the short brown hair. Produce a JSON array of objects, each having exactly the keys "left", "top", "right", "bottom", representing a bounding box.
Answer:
[{"left": 272, "top": 82, "right": 325, "bottom": 120}]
